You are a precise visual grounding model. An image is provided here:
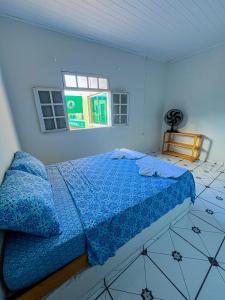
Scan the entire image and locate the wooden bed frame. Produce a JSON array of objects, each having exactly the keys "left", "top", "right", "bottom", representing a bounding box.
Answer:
[{"left": 8, "top": 254, "right": 88, "bottom": 300}]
